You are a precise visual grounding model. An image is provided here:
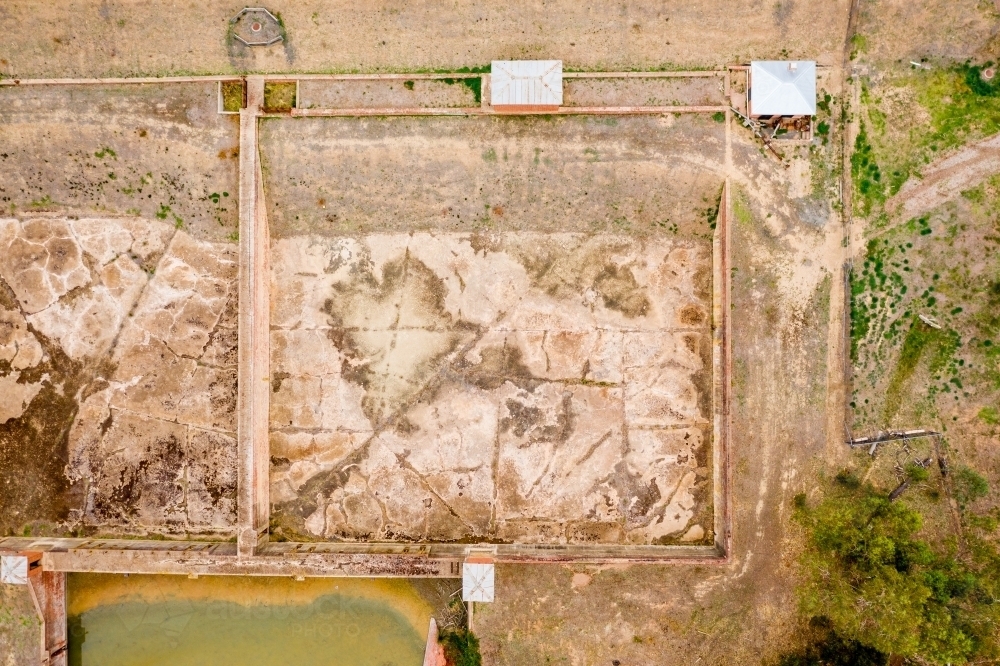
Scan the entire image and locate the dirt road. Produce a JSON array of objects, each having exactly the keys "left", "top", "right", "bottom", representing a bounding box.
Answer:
[{"left": 888, "top": 131, "right": 1000, "bottom": 221}]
